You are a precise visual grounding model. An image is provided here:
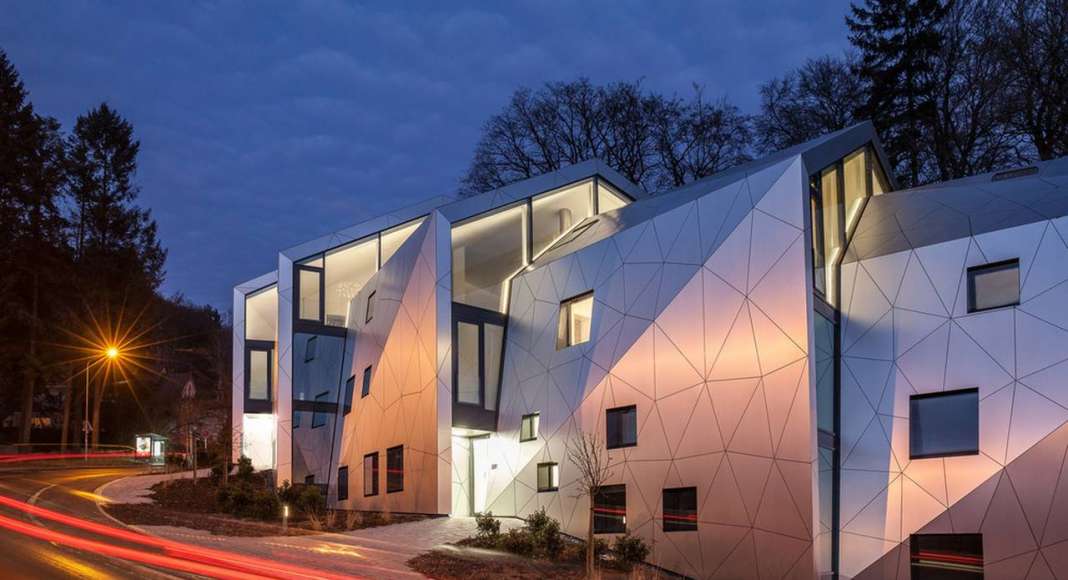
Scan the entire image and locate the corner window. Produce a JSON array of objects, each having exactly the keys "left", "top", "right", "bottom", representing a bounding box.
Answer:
[
  {"left": 311, "top": 391, "right": 330, "bottom": 428},
  {"left": 910, "top": 389, "right": 979, "bottom": 459},
  {"left": 361, "top": 365, "right": 372, "bottom": 398},
  {"left": 537, "top": 462, "right": 559, "bottom": 492},
  {"left": 967, "top": 259, "right": 1019, "bottom": 312},
  {"left": 304, "top": 336, "right": 318, "bottom": 362},
  {"left": 663, "top": 487, "right": 698, "bottom": 532},
  {"left": 520, "top": 413, "right": 540, "bottom": 442},
  {"left": 337, "top": 466, "right": 349, "bottom": 501},
  {"left": 386, "top": 445, "right": 404, "bottom": 493},
  {"left": 606, "top": 405, "right": 637, "bottom": 449},
  {"left": 532, "top": 180, "right": 594, "bottom": 257},
  {"left": 343, "top": 375, "right": 355, "bottom": 415},
  {"left": 557, "top": 292, "right": 594, "bottom": 349},
  {"left": 452, "top": 203, "right": 528, "bottom": 313},
  {"left": 363, "top": 452, "right": 379, "bottom": 496},
  {"left": 593, "top": 484, "right": 626, "bottom": 533},
  {"left": 365, "top": 290, "right": 376, "bottom": 323},
  {"left": 911, "top": 534, "right": 983, "bottom": 578}
]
